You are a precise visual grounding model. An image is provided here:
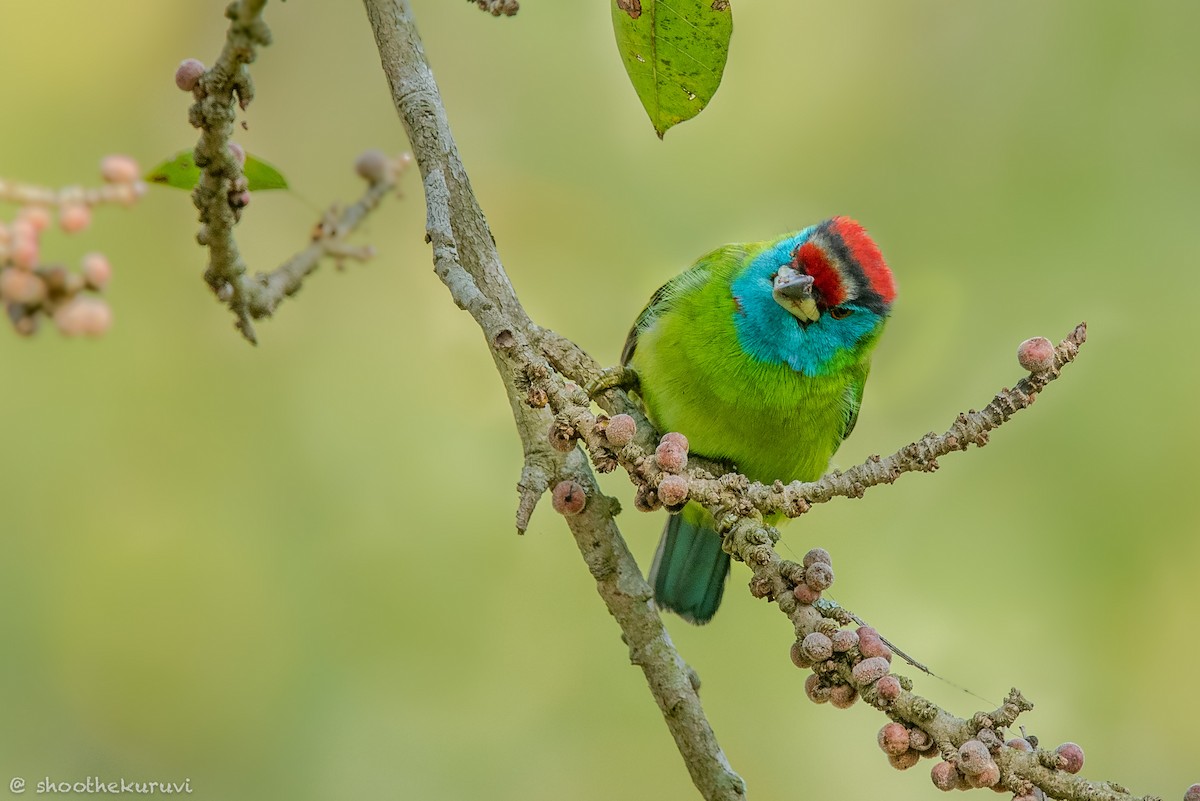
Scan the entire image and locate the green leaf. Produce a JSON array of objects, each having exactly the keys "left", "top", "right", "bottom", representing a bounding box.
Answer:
[
  {"left": 145, "top": 150, "right": 290, "bottom": 192},
  {"left": 611, "top": 0, "right": 733, "bottom": 138},
  {"left": 145, "top": 151, "right": 201, "bottom": 190}
]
